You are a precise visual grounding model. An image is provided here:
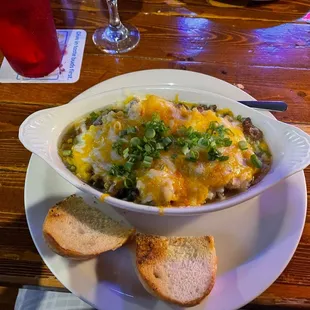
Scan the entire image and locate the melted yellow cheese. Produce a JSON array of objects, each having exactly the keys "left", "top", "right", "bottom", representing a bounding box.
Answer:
[
  {"left": 100, "top": 193, "right": 110, "bottom": 201},
  {"left": 71, "top": 125, "right": 98, "bottom": 181},
  {"left": 63, "top": 95, "right": 269, "bottom": 207}
]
